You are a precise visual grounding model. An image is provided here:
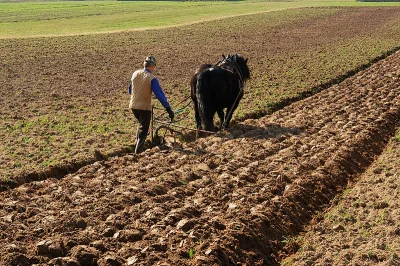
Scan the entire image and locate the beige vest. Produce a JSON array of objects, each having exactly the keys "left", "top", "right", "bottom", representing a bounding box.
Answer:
[{"left": 129, "top": 69, "right": 155, "bottom": 110}]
